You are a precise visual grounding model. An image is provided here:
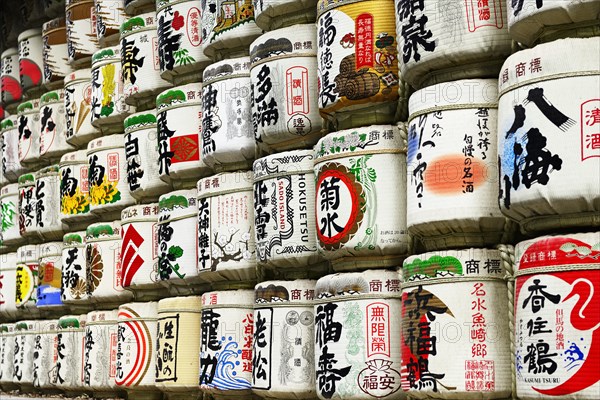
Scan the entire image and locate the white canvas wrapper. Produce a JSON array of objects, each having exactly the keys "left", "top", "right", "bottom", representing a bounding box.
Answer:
[
  {"left": 32, "top": 319, "right": 59, "bottom": 390},
  {"left": 39, "top": 89, "right": 76, "bottom": 161},
  {"left": 497, "top": 37, "right": 600, "bottom": 234},
  {"left": 0, "top": 324, "right": 16, "bottom": 387},
  {"left": 95, "top": 0, "right": 128, "bottom": 46},
  {"left": 196, "top": 171, "right": 257, "bottom": 283},
  {"left": 252, "top": 279, "right": 317, "bottom": 399},
  {"left": 64, "top": 68, "right": 99, "bottom": 147},
  {"left": 17, "top": 99, "right": 41, "bottom": 168},
  {"left": 250, "top": 24, "right": 323, "bottom": 152},
  {"left": 18, "top": 174, "right": 37, "bottom": 240},
  {"left": 42, "top": 18, "right": 74, "bottom": 88},
  {"left": 62, "top": 231, "right": 91, "bottom": 305},
  {"left": 18, "top": 29, "right": 44, "bottom": 93},
  {"left": 59, "top": 150, "right": 93, "bottom": 224},
  {"left": 199, "top": 290, "right": 256, "bottom": 399},
  {"left": 1, "top": 184, "right": 21, "bottom": 246},
  {"left": 253, "top": 0, "right": 318, "bottom": 31},
  {"left": 13, "top": 320, "right": 40, "bottom": 388},
  {"left": 1, "top": 48, "right": 23, "bottom": 105},
  {"left": 2, "top": 116, "right": 27, "bottom": 181},
  {"left": 514, "top": 231, "right": 600, "bottom": 400},
  {"left": 35, "top": 166, "right": 66, "bottom": 241},
  {"left": 55, "top": 314, "right": 87, "bottom": 391},
  {"left": 202, "top": 57, "right": 256, "bottom": 172},
  {"left": 0, "top": 253, "right": 18, "bottom": 320},
  {"left": 314, "top": 124, "right": 409, "bottom": 270},
  {"left": 313, "top": 270, "right": 404, "bottom": 399},
  {"left": 396, "top": 0, "right": 512, "bottom": 89},
  {"left": 83, "top": 309, "right": 120, "bottom": 394},
  {"left": 15, "top": 245, "right": 40, "bottom": 316},
  {"left": 402, "top": 248, "right": 513, "bottom": 399},
  {"left": 66, "top": 0, "right": 101, "bottom": 67}
]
